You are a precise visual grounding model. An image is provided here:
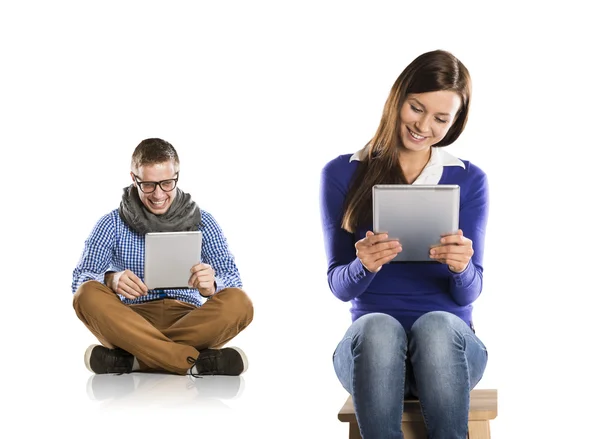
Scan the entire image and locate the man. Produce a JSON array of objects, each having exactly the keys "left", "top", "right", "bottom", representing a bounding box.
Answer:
[{"left": 72, "top": 138, "right": 253, "bottom": 376}]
